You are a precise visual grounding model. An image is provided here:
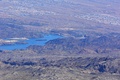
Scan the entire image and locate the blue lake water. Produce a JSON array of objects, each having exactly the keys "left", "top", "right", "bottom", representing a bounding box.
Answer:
[{"left": 0, "top": 34, "right": 62, "bottom": 50}]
